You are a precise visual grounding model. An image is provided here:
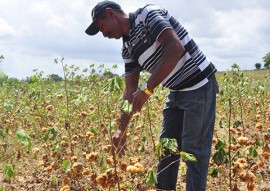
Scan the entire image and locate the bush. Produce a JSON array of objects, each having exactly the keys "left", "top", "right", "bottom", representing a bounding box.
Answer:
[
  {"left": 255, "top": 63, "right": 261, "bottom": 70},
  {"left": 0, "top": 69, "right": 8, "bottom": 85}
]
